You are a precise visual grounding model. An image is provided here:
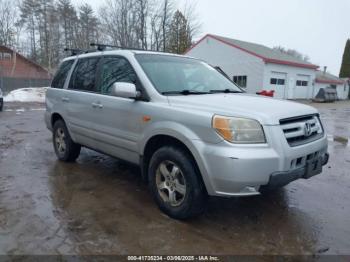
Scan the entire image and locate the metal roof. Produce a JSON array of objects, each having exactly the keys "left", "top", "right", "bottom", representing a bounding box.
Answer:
[
  {"left": 186, "top": 34, "right": 319, "bottom": 69},
  {"left": 315, "top": 70, "right": 345, "bottom": 85}
]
